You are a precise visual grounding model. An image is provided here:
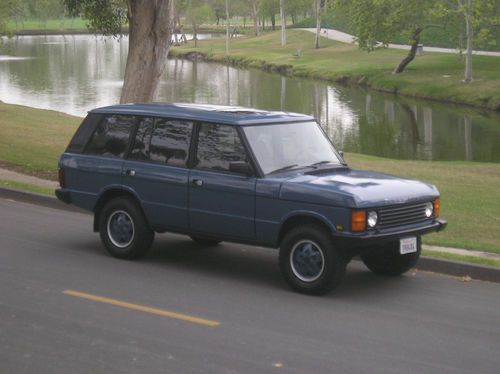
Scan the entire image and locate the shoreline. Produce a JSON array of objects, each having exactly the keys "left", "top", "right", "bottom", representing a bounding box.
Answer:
[
  {"left": 170, "top": 30, "right": 500, "bottom": 113},
  {"left": 170, "top": 49, "right": 500, "bottom": 113}
]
